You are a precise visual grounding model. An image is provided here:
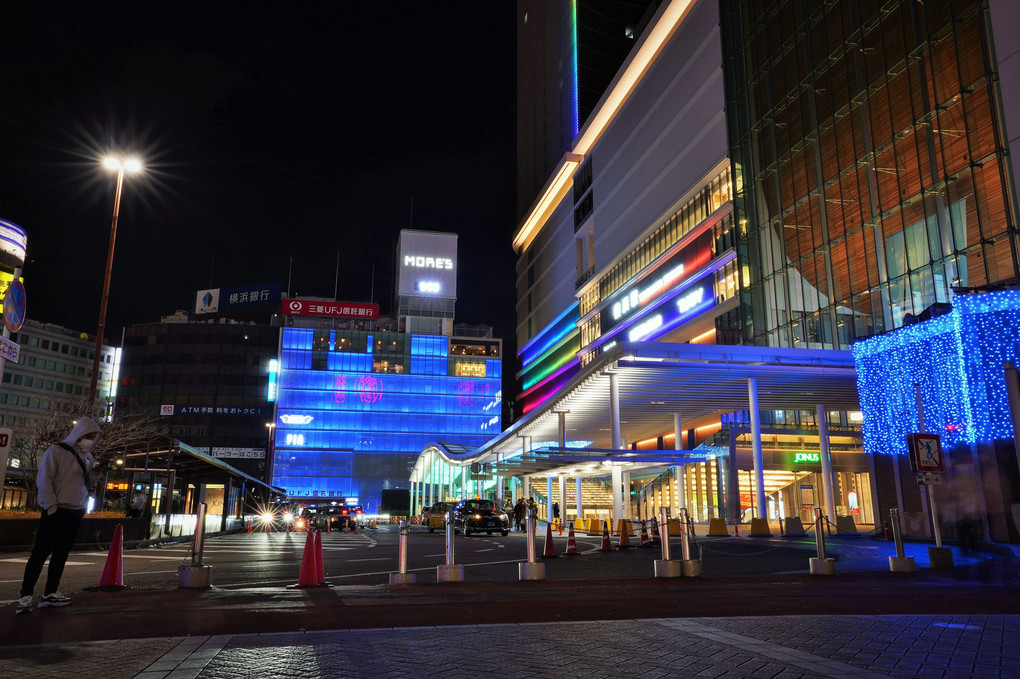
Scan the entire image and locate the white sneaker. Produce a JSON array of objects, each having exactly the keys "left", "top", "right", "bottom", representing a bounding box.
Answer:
[
  {"left": 38, "top": 592, "right": 72, "bottom": 608},
  {"left": 15, "top": 595, "right": 32, "bottom": 615}
]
